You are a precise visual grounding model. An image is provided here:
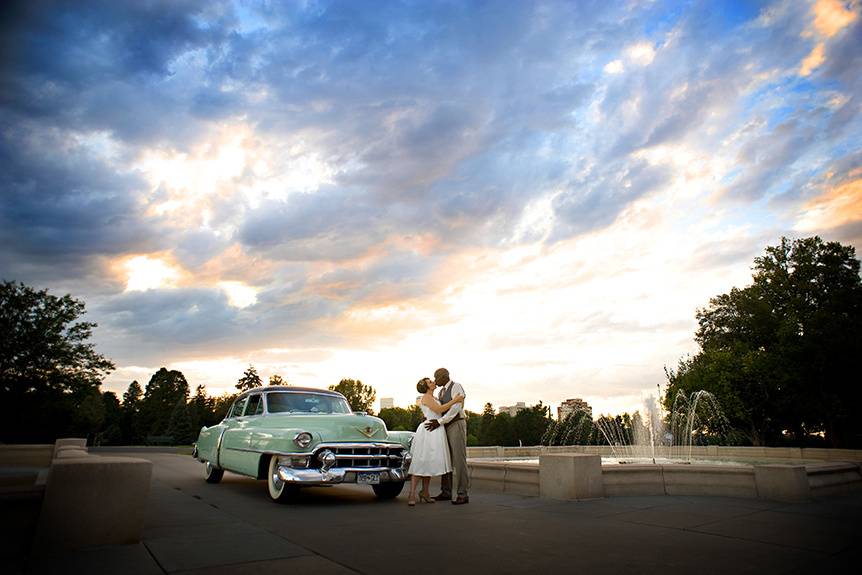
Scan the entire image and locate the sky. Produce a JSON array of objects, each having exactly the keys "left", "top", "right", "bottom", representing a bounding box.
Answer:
[{"left": 1, "top": 0, "right": 860, "bottom": 418}]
